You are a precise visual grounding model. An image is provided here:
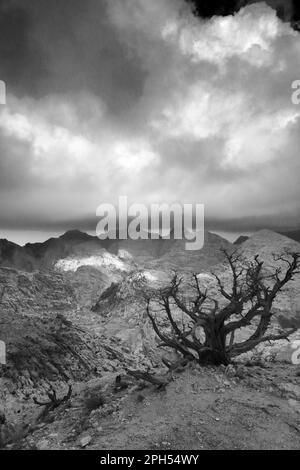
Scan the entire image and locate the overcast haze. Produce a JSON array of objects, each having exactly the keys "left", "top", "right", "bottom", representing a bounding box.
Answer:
[{"left": 0, "top": 0, "right": 300, "bottom": 243}]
